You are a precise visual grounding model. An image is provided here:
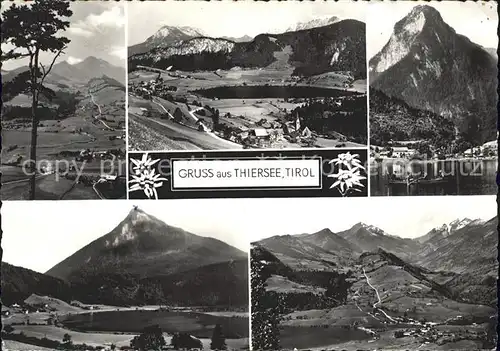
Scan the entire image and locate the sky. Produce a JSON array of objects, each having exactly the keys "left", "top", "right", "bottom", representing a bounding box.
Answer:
[
  {"left": 1, "top": 1, "right": 126, "bottom": 70},
  {"left": 2, "top": 196, "right": 495, "bottom": 273},
  {"left": 128, "top": 0, "right": 366, "bottom": 46},
  {"left": 367, "top": 0, "right": 498, "bottom": 59}
]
